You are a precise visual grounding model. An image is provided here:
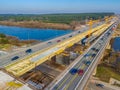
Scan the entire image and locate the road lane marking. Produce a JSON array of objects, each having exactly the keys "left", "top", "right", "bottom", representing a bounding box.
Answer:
[
  {"left": 64, "top": 74, "right": 78, "bottom": 90},
  {"left": 56, "top": 75, "right": 71, "bottom": 90}
]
